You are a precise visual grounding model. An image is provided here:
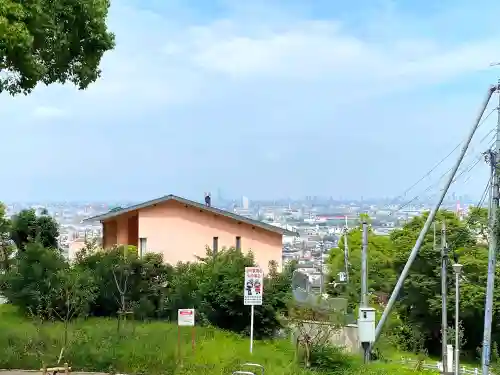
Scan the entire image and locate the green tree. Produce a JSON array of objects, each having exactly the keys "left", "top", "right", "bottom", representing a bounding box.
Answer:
[
  {"left": 0, "top": 0, "right": 115, "bottom": 95},
  {"left": 328, "top": 225, "right": 395, "bottom": 308},
  {"left": 74, "top": 245, "right": 135, "bottom": 317},
  {"left": 164, "top": 261, "right": 204, "bottom": 320},
  {"left": 192, "top": 247, "right": 283, "bottom": 338},
  {"left": 128, "top": 252, "right": 173, "bottom": 320},
  {"left": 10, "top": 208, "right": 59, "bottom": 250},
  {"left": 467, "top": 206, "right": 489, "bottom": 245},
  {"left": 390, "top": 209, "right": 488, "bottom": 355},
  {"left": 0, "top": 203, "right": 13, "bottom": 271},
  {"left": 74, "top": 245, "right": 173, "bottom": 320},
  {"left": 52, "top": 267, "right": 97, "bottom": 354},
  {"left": 265, "top": 259, "right": 296, "bottom": 314},
  {"left": 0, "top": 242, "right": 68, "bottom": 316}
]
